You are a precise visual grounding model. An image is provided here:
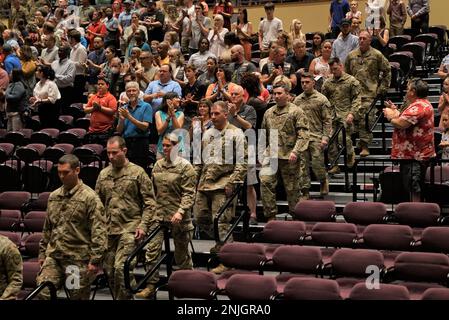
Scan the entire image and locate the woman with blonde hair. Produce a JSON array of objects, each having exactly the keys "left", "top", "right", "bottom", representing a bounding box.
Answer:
[{"left": 289, "top": 19, "right": 306, "bottom": 42}]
